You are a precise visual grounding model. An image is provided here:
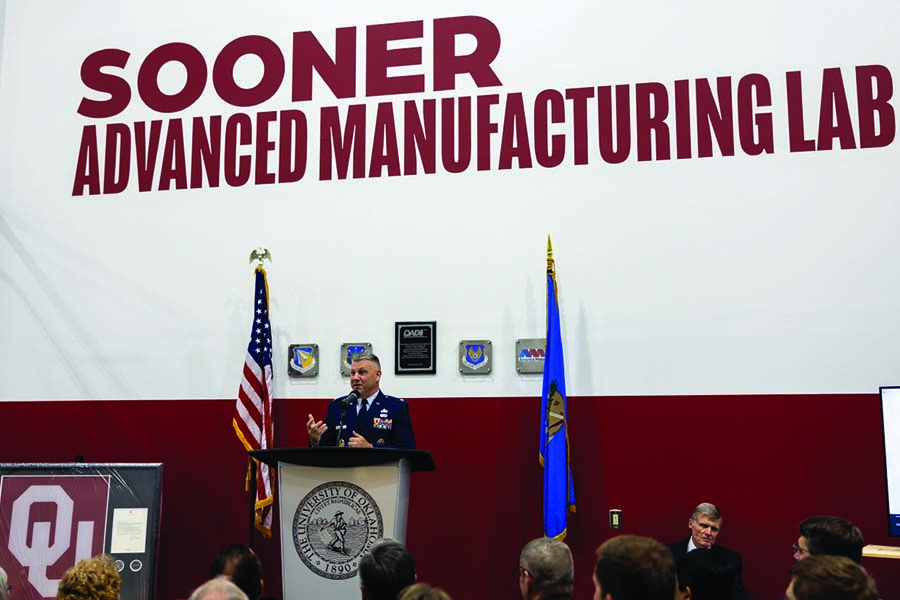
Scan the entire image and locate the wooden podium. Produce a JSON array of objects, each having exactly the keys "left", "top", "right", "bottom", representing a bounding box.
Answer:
[{"left": 249, "top": 448, "right": 435, "bottom": 600}]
